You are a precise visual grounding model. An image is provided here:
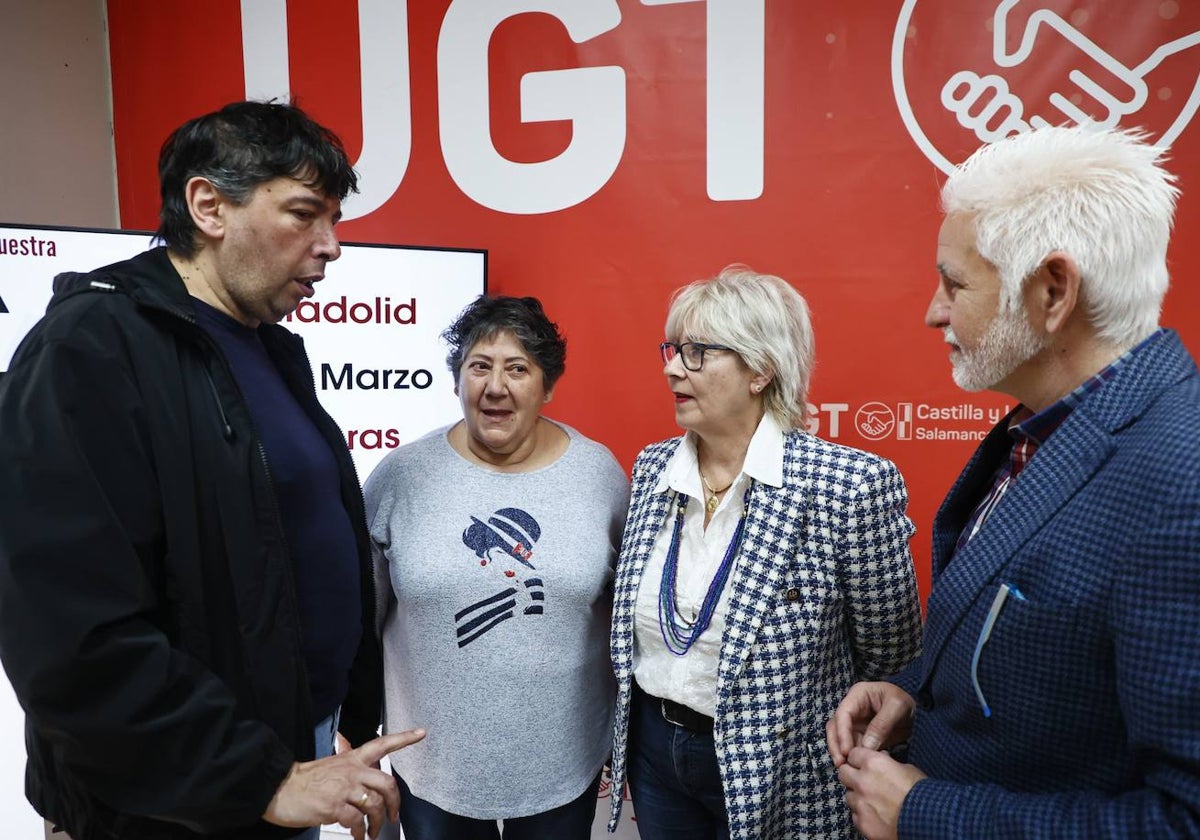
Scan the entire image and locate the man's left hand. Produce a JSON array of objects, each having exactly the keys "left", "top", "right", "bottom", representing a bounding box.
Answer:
[{"left": 837, "top": 746, "right": 926, "bottom": 840}]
